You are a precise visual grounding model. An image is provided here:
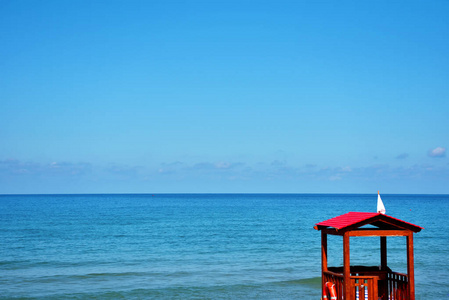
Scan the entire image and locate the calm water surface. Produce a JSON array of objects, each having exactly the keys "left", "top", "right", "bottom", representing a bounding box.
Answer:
[{"left": 0, "top": 194, "right": 447, "bottom": 299}]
